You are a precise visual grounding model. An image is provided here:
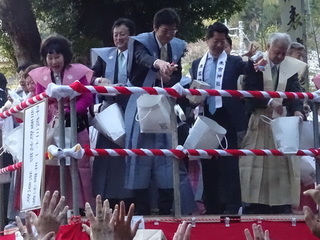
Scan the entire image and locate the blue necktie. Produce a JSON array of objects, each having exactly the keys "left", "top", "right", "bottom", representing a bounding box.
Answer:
[
  {"left": 118, "top": 52, "right": 126, "bottom": 84},
  {"left": 208, "top": 58, "right": 217, "bottom": 114}
]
